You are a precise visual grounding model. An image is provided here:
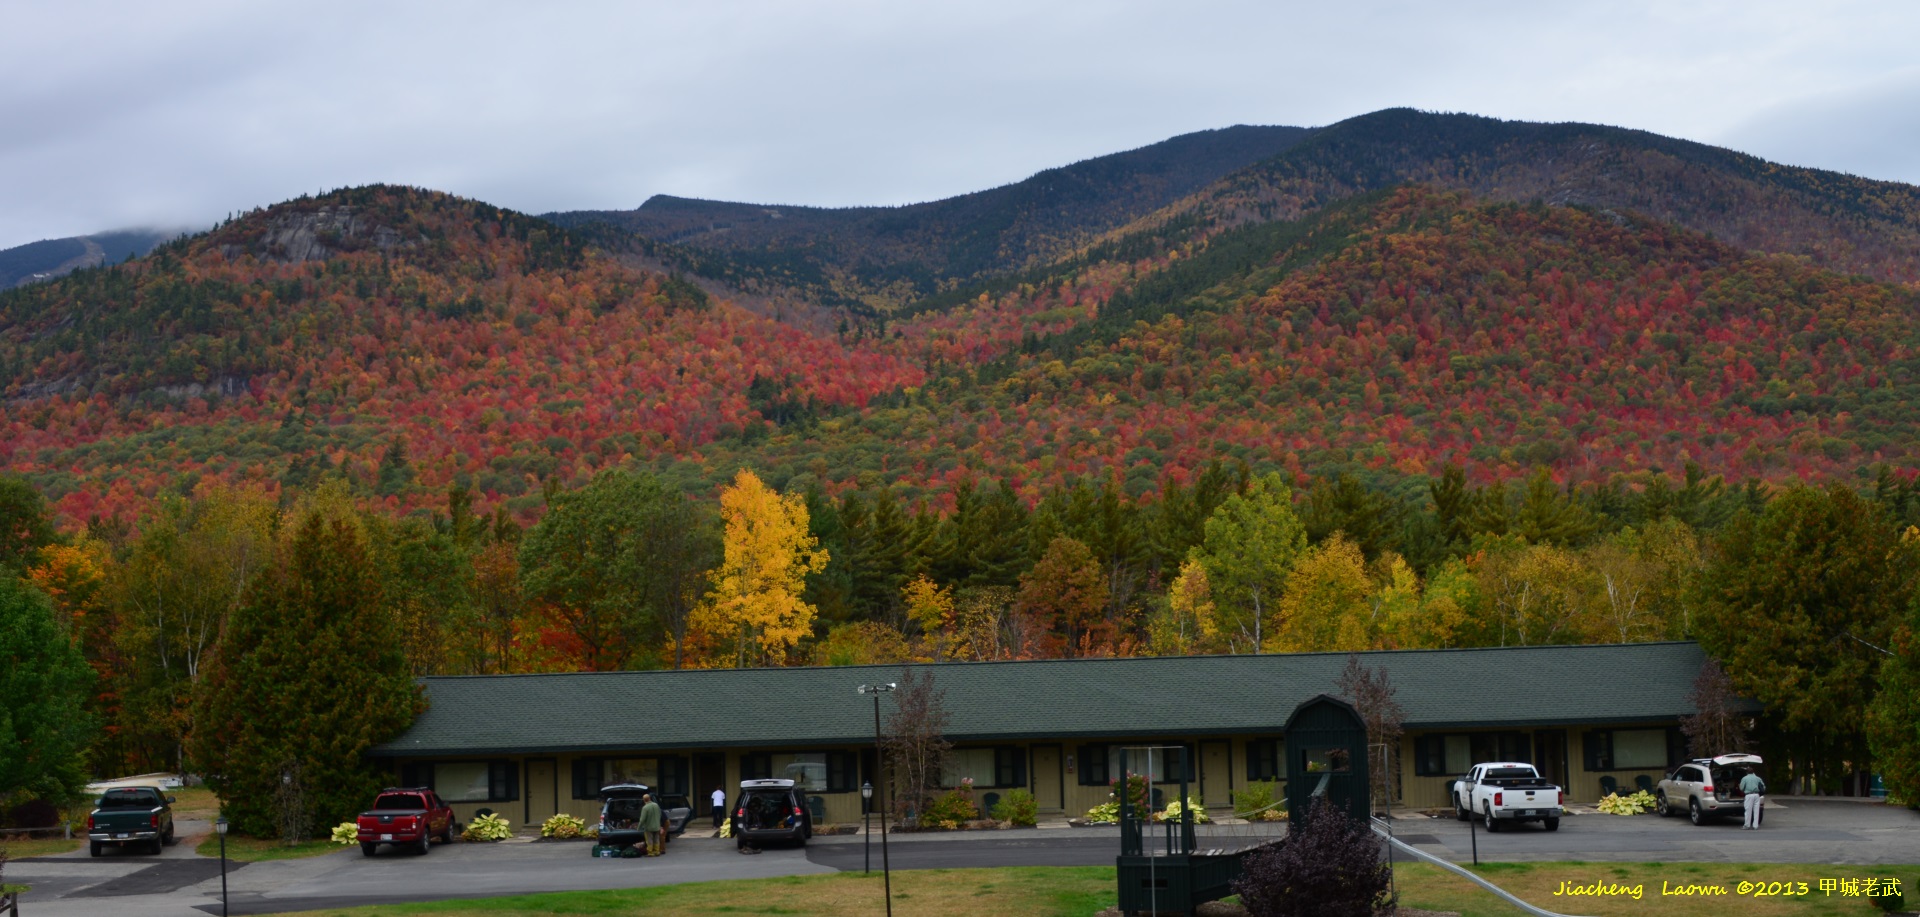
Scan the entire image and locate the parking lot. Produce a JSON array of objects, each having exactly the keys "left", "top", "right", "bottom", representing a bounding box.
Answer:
[{"left": 5, "top": 798, "right": 1915, "bottom": 916}]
